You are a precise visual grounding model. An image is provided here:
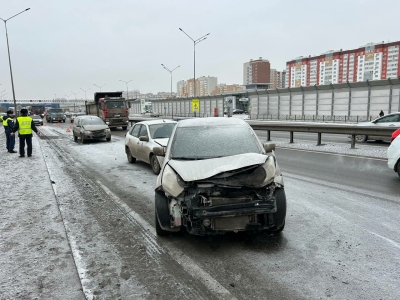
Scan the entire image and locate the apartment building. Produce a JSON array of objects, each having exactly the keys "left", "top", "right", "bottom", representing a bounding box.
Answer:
[
  {"left": 270, "top": 69, "right": 286, "bottom": 89},
  {"left": 285, "top": 41, "right": 400, "bottom": 88},
  {"left": 243, "top": 57, "right": 271, "bottom": 86},
  {"left": 177, "top": 76, "right": 218, "bottom": 97},
  {"left": 210, "top": 83, "right": 243, "bottom": 95}
]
